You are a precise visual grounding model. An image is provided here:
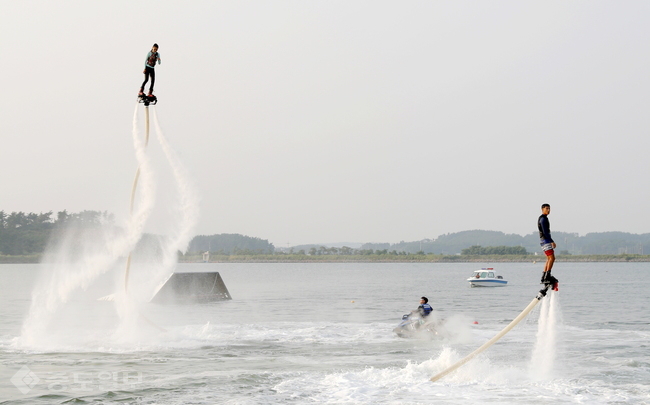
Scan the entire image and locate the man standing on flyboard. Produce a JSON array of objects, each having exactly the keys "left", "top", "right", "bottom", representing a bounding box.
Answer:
[
  {"left": 538, "top": 203, "right": 559, "bottom": 289},
  {"left": 139, "top": 43, "right": 161, "bottom": 97}
]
